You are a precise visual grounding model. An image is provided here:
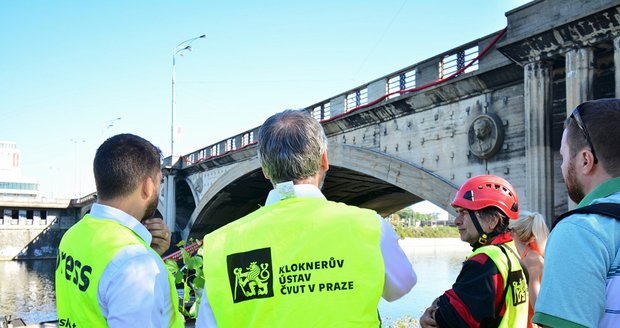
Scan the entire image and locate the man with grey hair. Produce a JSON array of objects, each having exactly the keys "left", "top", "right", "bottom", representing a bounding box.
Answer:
[{"left": 196, "top": 109, "right": 416, "bottom": 327}]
